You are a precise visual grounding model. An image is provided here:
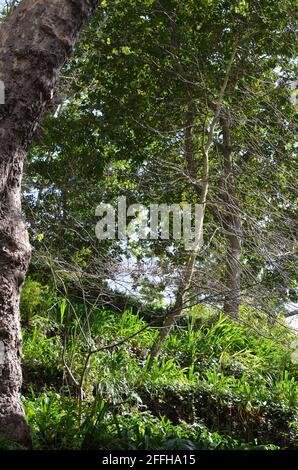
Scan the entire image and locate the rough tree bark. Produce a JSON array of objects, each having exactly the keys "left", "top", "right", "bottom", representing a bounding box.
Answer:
[{"left": 0, "top": 0, "right": 99, "bottom": 446}]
